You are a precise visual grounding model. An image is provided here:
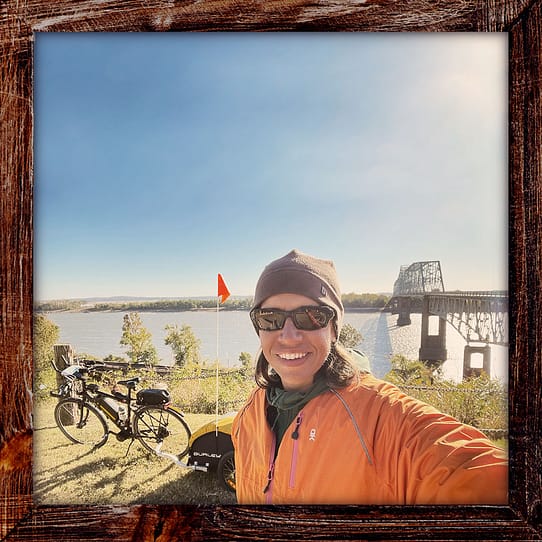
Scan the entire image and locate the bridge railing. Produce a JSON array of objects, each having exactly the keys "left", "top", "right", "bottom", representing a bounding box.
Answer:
[{"left": 427, "top": 290, "right": 508, "bottom": 299}]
